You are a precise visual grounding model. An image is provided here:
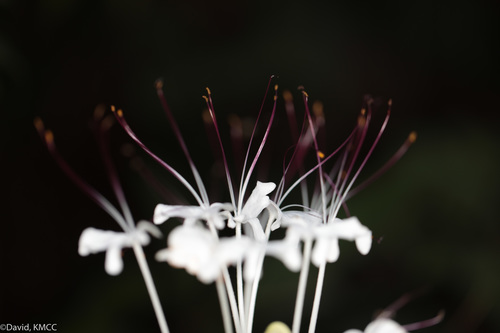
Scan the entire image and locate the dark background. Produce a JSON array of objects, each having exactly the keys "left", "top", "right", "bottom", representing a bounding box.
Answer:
[{"left": 1, "top": 0, "right": 499, "bottom": 332}]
